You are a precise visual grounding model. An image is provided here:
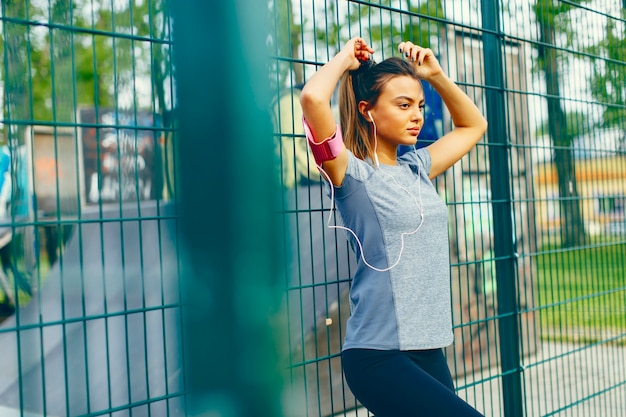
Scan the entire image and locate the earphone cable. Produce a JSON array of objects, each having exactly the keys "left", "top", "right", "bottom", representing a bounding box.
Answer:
[{"left": 315, "top": 118, "right": 425, "bottom": 272}]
